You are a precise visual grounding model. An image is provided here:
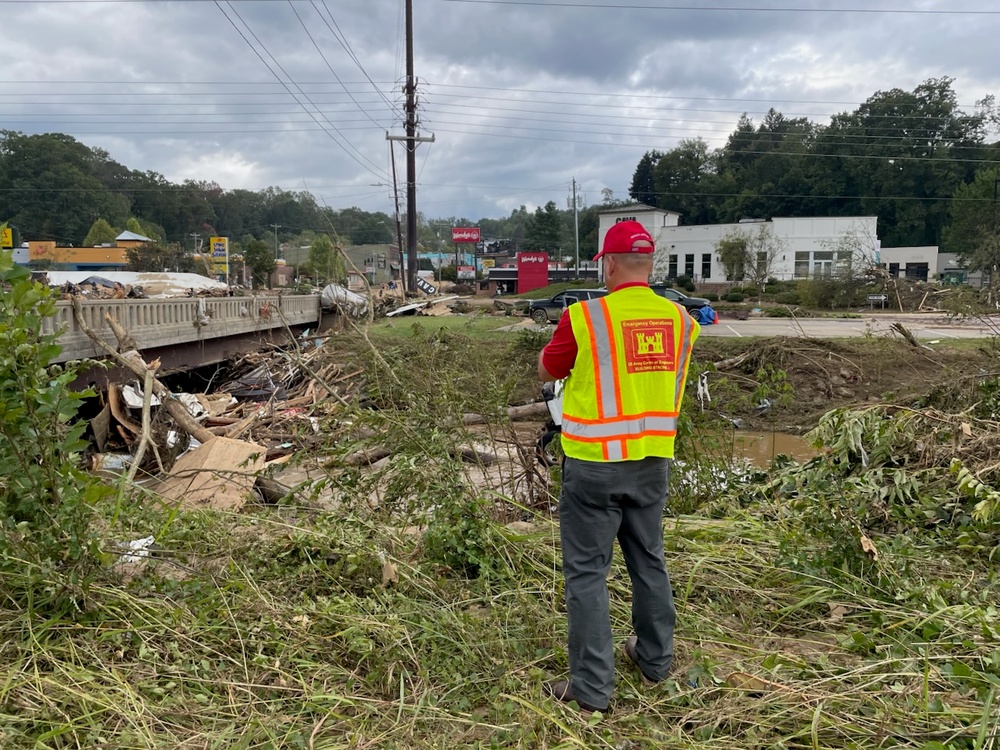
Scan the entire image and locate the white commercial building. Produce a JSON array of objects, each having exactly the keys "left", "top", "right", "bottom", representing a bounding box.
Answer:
[{"left": 597, "top": 206, "right": 881, "bottom": 282}]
